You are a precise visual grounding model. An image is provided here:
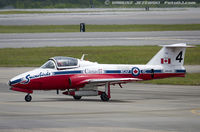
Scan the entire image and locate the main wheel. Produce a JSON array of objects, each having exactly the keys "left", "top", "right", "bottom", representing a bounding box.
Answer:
[
  {"left": 25, "top": 94, "right": 32, "bottom": 102},
  {"left": 73, "top": 96, "right": 82, "bottom": 100},
  {"left": 100, "top": 92, "right": 110, "bottom": 101}
]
